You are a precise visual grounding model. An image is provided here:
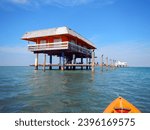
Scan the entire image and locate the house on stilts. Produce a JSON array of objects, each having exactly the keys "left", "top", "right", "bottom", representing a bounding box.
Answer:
[{"left": 22, "top": 26, "right": 96, "bottom": 71}]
